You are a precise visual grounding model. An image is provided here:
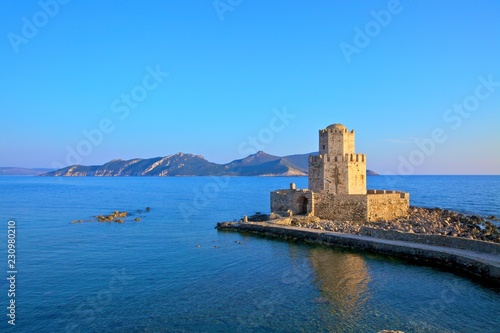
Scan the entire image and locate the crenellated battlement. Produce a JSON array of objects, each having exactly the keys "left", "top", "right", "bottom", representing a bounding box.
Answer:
[
  {"left": 367, "top": 189, "right": 409, "bottom": 199},
  {"left": 309, "top": 153, "right": 366, "bottom": 164},
  {"left": 320, "top": 127, "right": 355, "bottom": 135}
]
